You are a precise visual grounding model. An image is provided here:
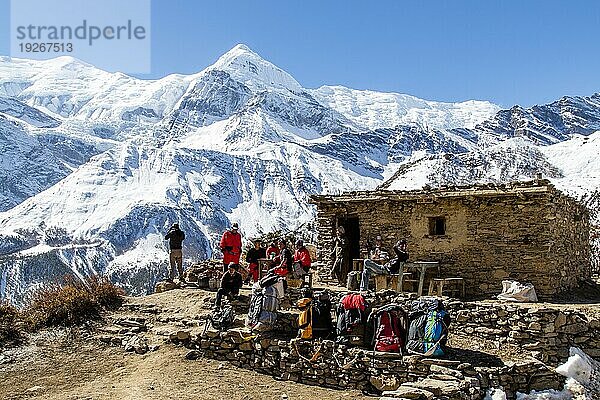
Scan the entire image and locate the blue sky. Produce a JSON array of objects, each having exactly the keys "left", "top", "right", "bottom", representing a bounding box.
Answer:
[{"left": 1, "top": 0, "right": 599, "bottom": 107}]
